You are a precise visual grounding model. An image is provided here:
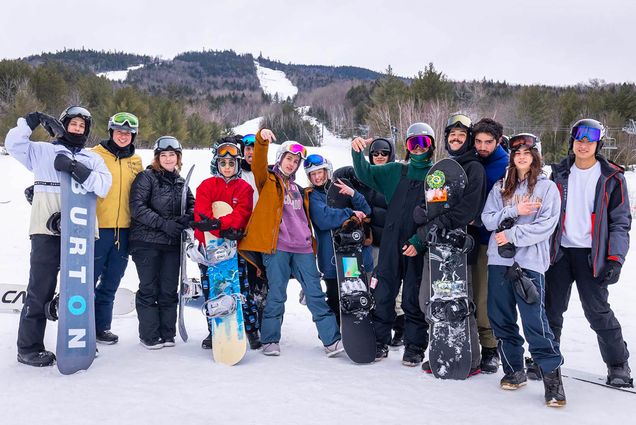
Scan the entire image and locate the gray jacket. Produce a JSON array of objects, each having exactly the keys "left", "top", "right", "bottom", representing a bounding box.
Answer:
[{"left": 549, "top": 155, "right": 631, "bottom": 277}]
